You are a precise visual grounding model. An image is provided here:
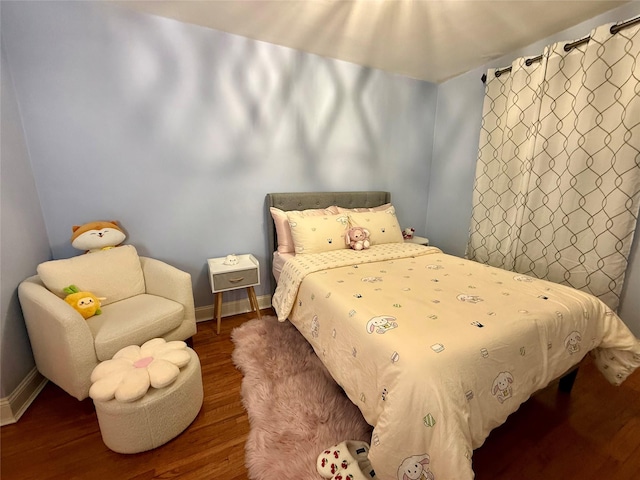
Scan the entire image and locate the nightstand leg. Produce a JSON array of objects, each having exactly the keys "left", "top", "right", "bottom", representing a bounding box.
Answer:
[
  {"left": 214, "top": 292, "right": 223, "bottom": 335},
  {"left": 247, "top": 287, "right": 262, "bottom": 319}
]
